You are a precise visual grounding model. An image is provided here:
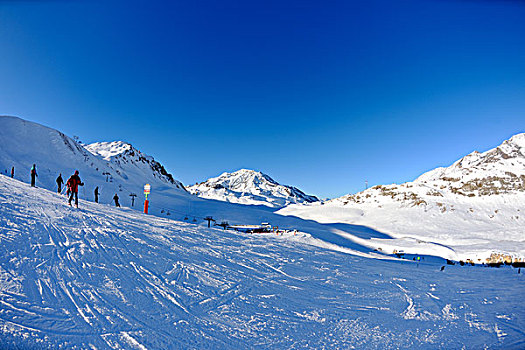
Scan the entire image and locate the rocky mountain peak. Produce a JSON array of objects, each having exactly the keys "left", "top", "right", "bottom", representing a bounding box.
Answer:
[{"left": 85, "top": 141, "right": 185, "bottom": 189}]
